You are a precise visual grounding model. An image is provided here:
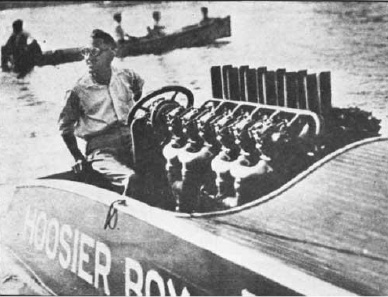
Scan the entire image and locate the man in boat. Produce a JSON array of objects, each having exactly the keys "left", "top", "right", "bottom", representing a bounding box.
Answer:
[
  {"left": 58, "top": 29, "right": 144, "bottom": 196},
  {"left": 113, "top": 12, "right": 126, "bottom": 43},
  {"left": 199, "top": 7, "right": 215, "bottom": 26},
  {"left": 147, "top": 11, "right": 166, "bottom": 38},
  {"left": 1, "top": 19, "right": 41, "bottom": 76},
  {"left": 113, "top": 12, "right": 137, "bottom": 44},
  {"left": 2, "top": 19, "right": 30, "bottom": 72}
]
